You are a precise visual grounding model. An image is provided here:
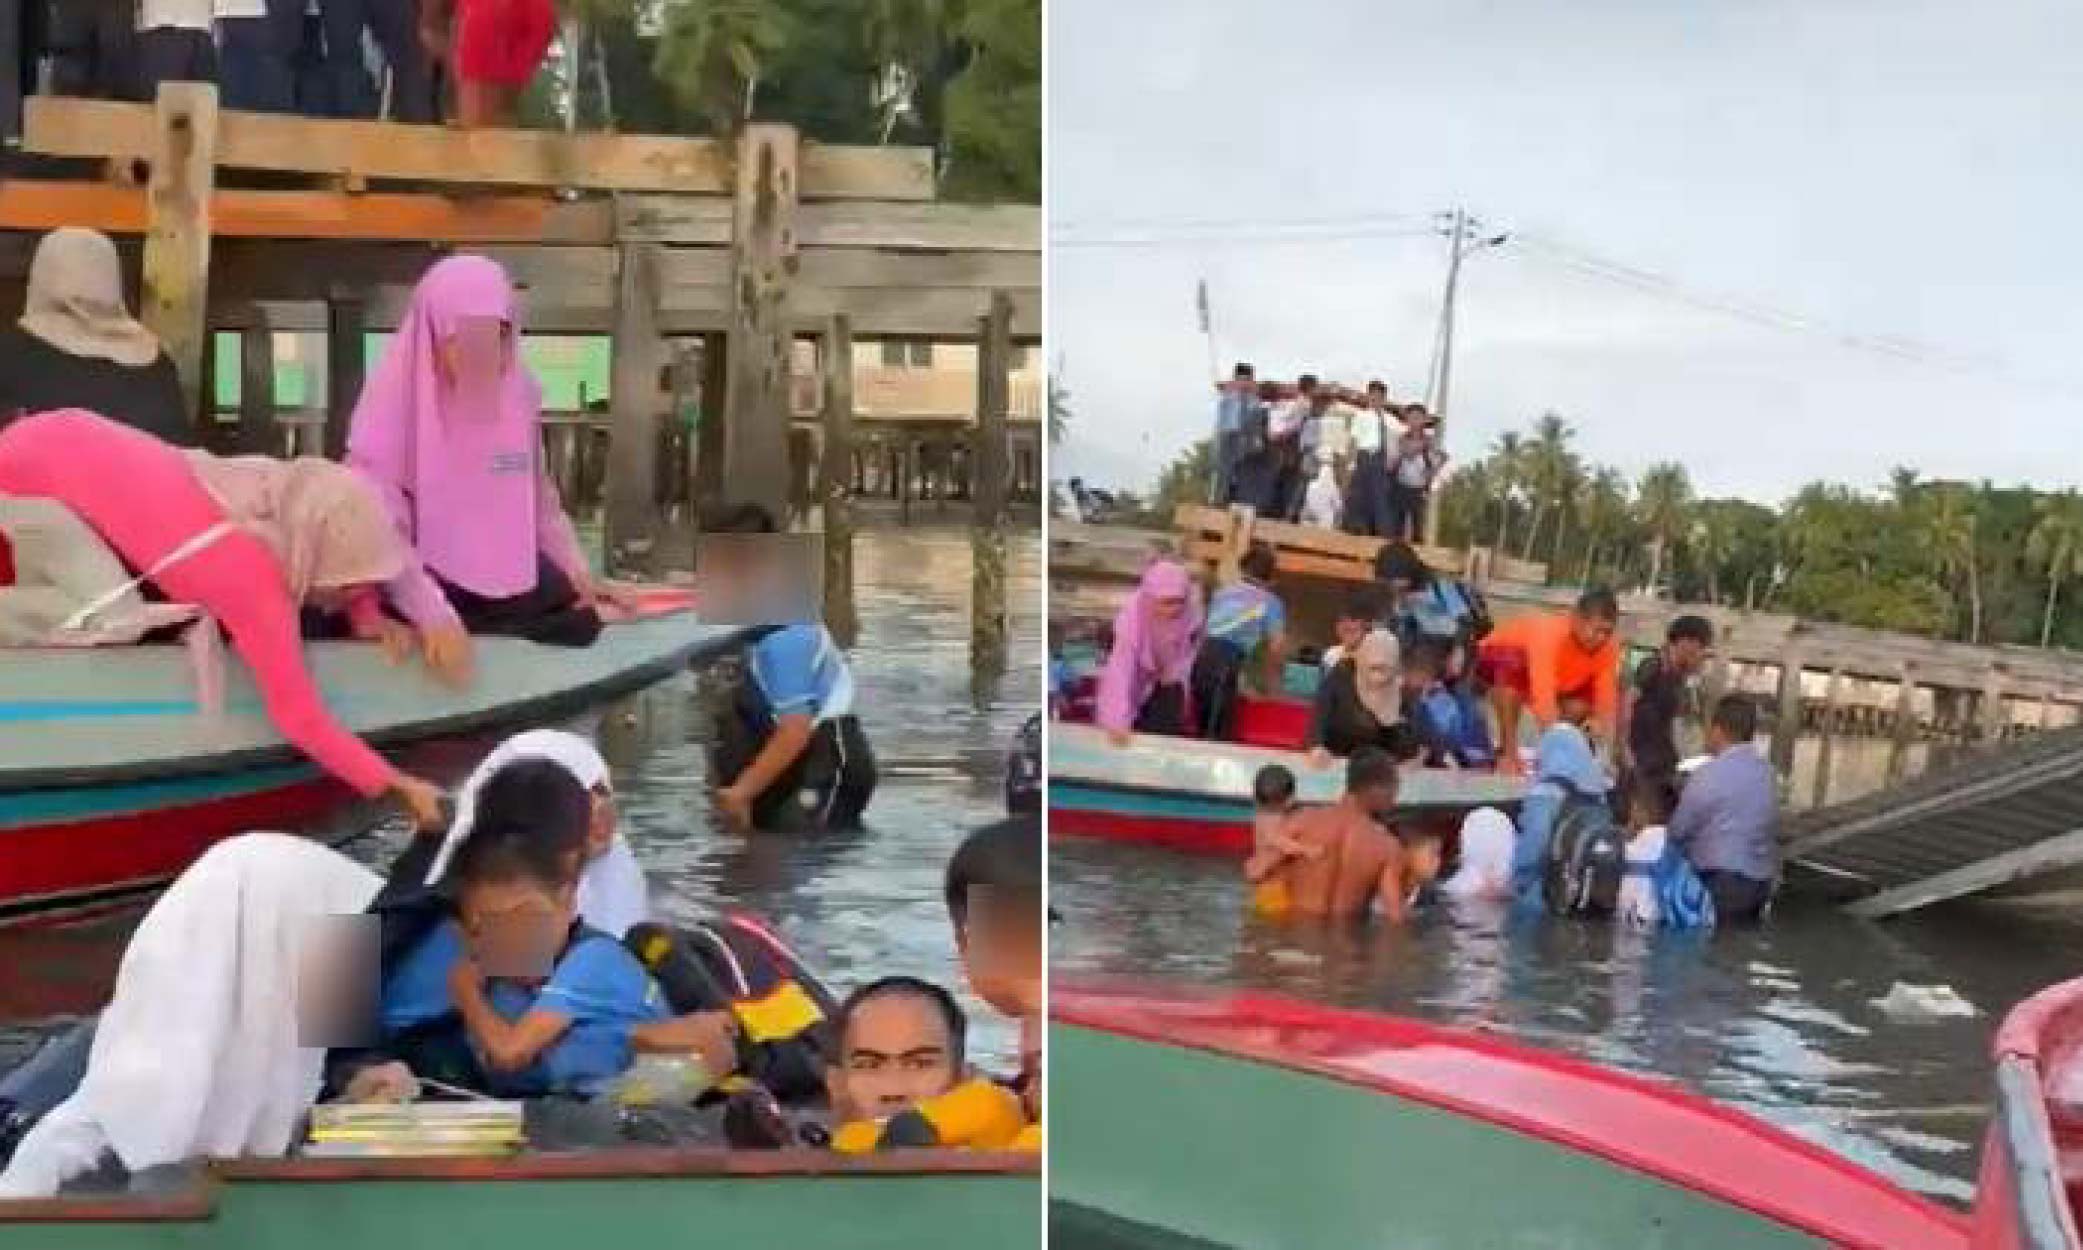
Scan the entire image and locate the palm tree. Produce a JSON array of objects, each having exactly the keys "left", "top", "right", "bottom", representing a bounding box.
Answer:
[
  {"left": 2028, "top": 493, "right": 2083, "bottom": 648},
  {"left": 1489, "top": 432, "right": 1526, "bottom": 553},
  {"left": 657, "top": 0, "right": 797, "bottom": 133},
  {"left": 1519, "top": 412, "right": 1577, "bottom": 561},
  {"left": 1046, "top": 374, "right": 1070, "bottom": 446},
  {"left": 1690, "top": 505, "right": 1734, "bottom": 605},
  {"left": 1923, "top": 486, "right": 1983, "bottom": 643},
  {"left": 1635, "top": 463, "right": 1692, "bottom": 595},
  {"left": 1886, "top": 466, "right": 1922, "bottom": 513},
  {"left": 1548, "top": 460, "right": 1586, "bottom": 573},
  {"left": 1577, "top": 468, "right": 1629, "bottom": 584}
]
